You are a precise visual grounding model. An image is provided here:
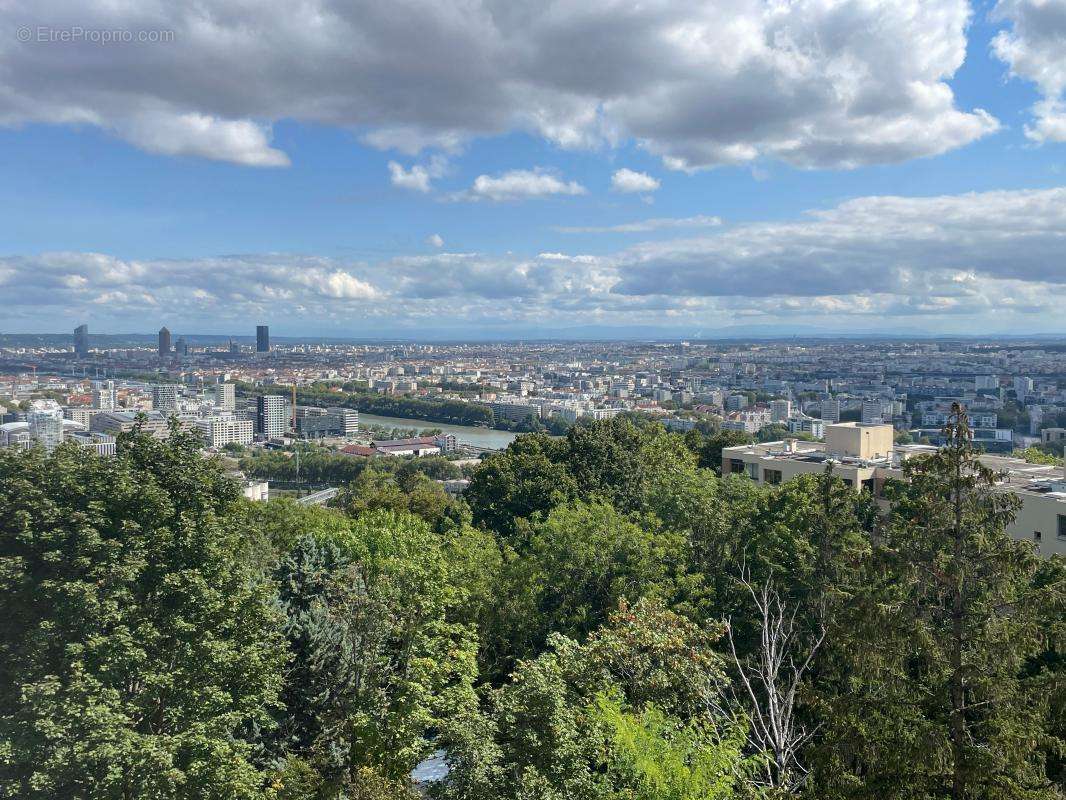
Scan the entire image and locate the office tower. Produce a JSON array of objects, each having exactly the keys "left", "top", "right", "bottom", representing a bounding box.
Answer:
[
  {"left": 158, "top": 326, "right": 172, "bottom": 357},
  {"left": 73, "top": 324, "right": 89, "bottom": 358},
  {"left": 256, "top": 395, "right": 288, "bottom": 438},
  {"left": 152, "top": 384, "right": 180, "bottom": 413},
  {"left": 770, "top": 399, "right": 792, "bottom": 423},
  {"left": 175, "top": 337, "right": 188, "bottom": 356},
  {"left": 228, "top": 338, "right": 239, "bottom": 354},
  {"left": 92, "top": 380, "right": 116, "bottom": 411},
  {"left": 975, "top": 375, "right": 998, "bottom": 390},
  {"left": 256, "top": 325, "right": 270, "bottom": 353},
  {"left": 27, "top": 399, "right": 65, "bottom": 452},
  {"left": 214, "top": 382, "right": 236, "bottom": 412},
  {"left": 821, "top": 398, "right": 841, "bottom": 423}
]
